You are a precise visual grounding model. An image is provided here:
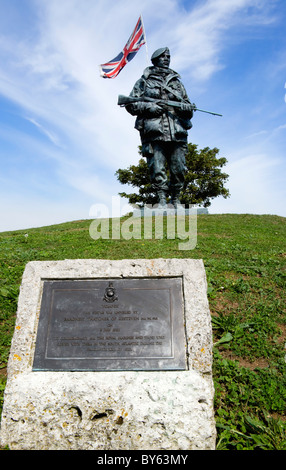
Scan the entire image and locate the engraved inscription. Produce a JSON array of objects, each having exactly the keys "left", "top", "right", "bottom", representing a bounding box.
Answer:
[{"left": 33, "top": 278, "right": 186, "bottom": 371}]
